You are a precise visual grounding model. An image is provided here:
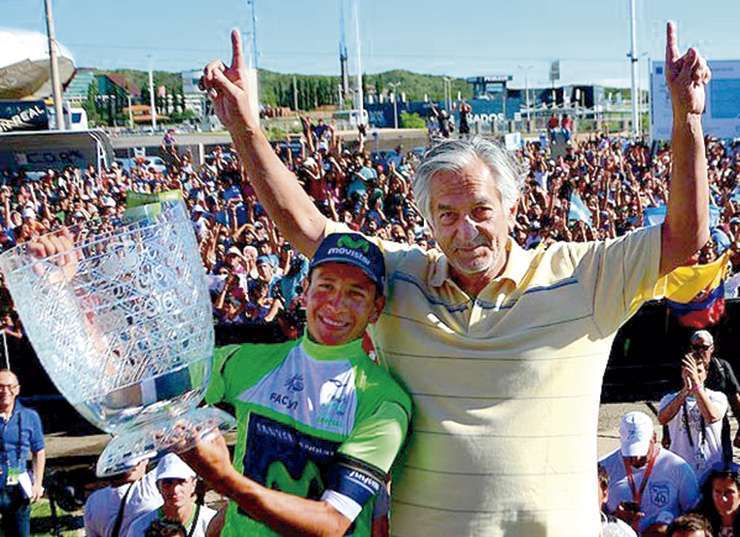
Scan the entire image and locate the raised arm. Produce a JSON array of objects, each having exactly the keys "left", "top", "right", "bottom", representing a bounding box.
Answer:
[
  {"left": 202, "top": 31, "right": 327, "bottom": 258},
  {"left": 660, "top": 21, "right": 711, "bottom": 275}
]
